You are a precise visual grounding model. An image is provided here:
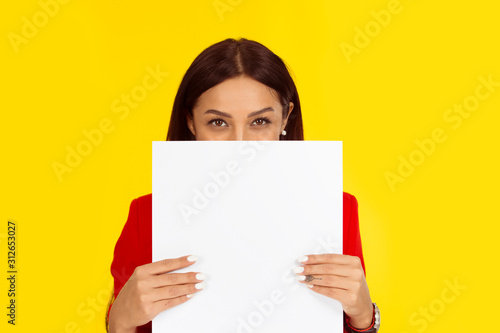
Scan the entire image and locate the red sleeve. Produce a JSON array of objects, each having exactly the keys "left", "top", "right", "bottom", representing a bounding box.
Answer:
[
  {"left": 108, "top": 195, "right": 153, "bottom": 332},
  {"left": 343, "top": 192, "right": 366, "bottom": 275},
  {"left": 343, "top": 192, "right": 368, "bottom": 333},
  {"left": 108, "top": 197, "right": 141, "bottom": 322}
]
